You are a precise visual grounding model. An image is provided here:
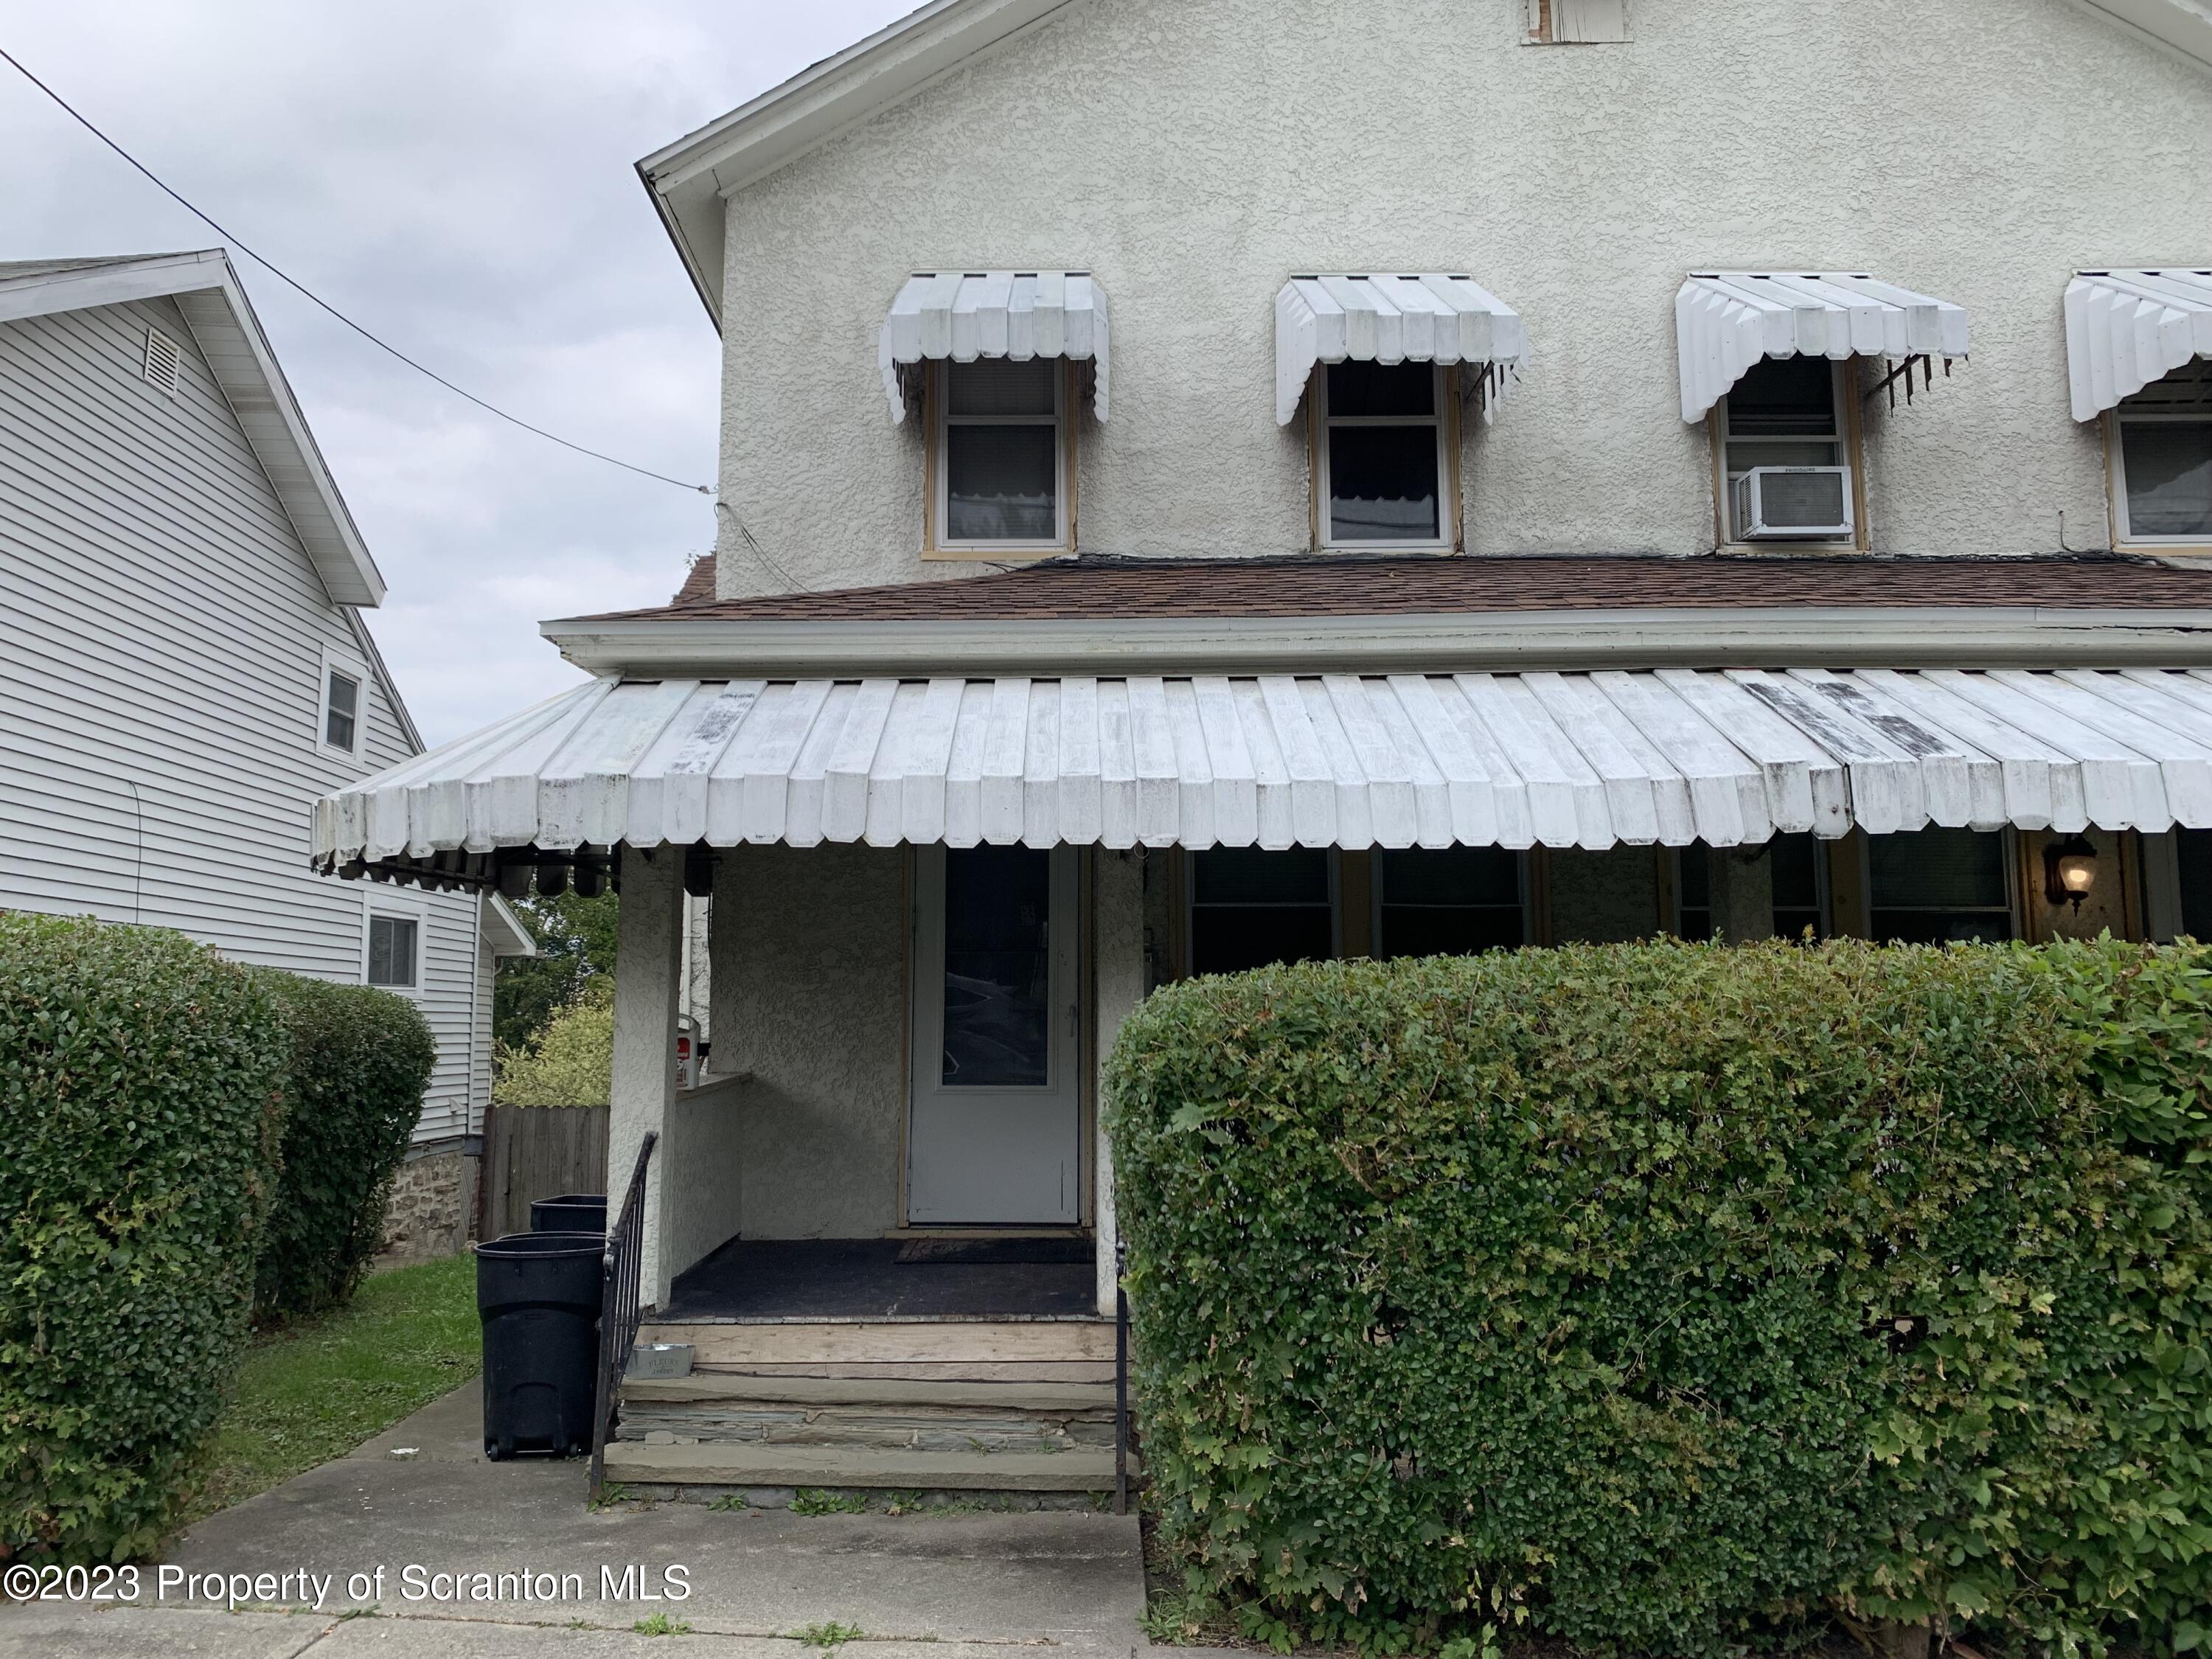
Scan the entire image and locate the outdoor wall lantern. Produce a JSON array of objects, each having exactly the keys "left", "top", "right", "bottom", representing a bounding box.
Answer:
[{"left": 2043, "top": 835, "right": 2098, "bottom": 911}]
